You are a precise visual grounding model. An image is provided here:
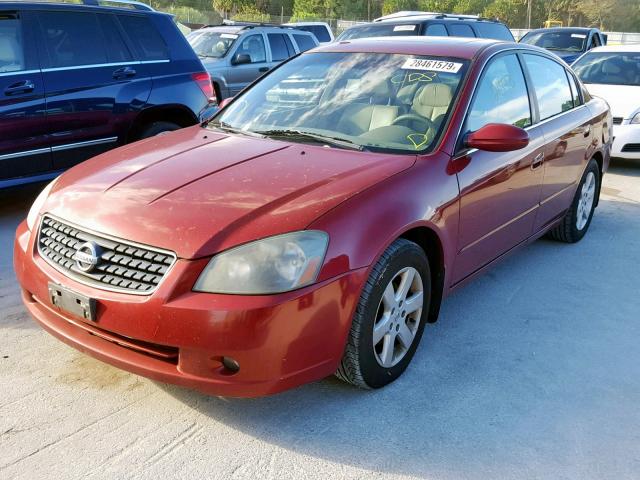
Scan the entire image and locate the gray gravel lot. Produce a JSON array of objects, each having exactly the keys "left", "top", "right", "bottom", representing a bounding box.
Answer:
[{"left": 1, "top": 161, "right": 639, "bottom": 480}]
